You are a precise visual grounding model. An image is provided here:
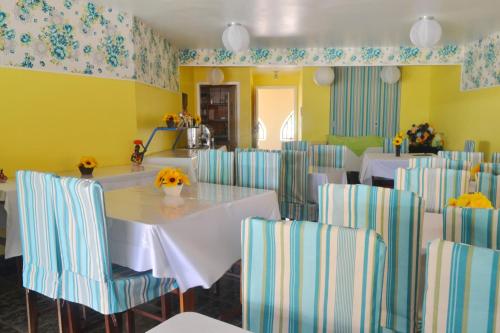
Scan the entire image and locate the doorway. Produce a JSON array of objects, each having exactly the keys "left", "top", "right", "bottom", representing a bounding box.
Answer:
[{"left": 254, "top": 87, "right": 297, "bottom": 150}]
